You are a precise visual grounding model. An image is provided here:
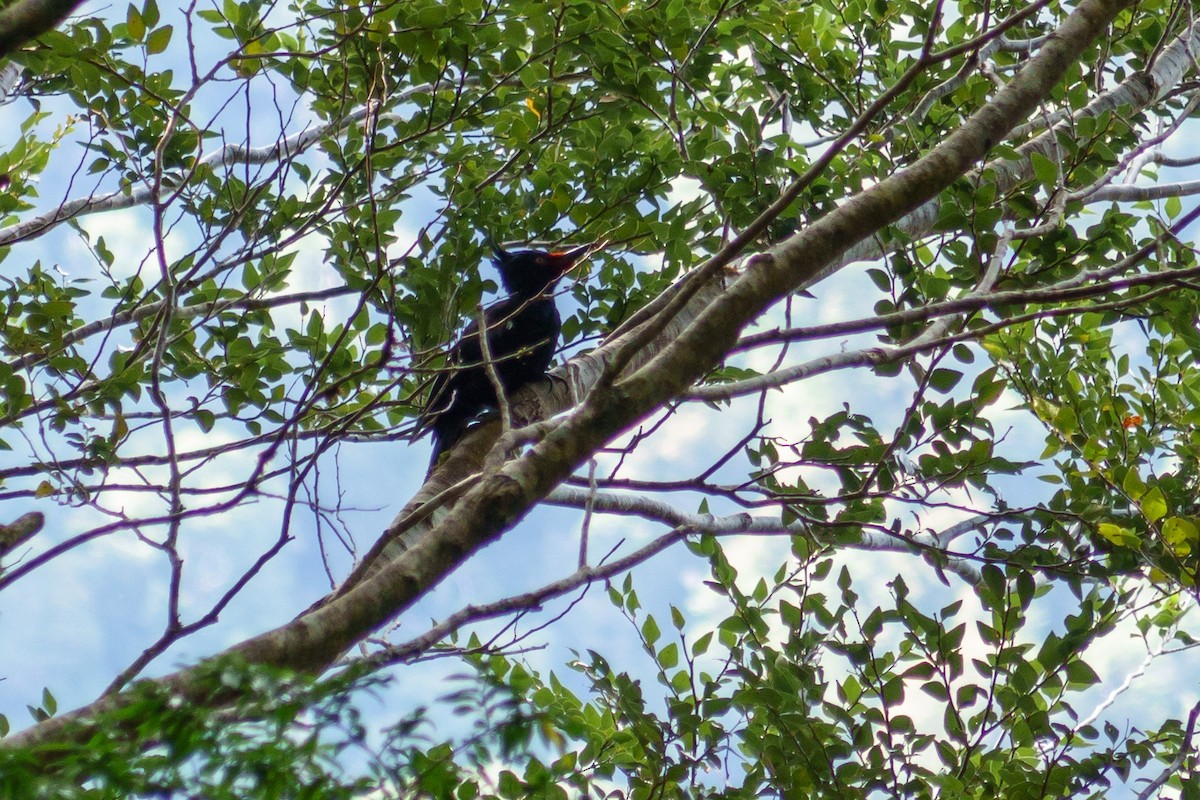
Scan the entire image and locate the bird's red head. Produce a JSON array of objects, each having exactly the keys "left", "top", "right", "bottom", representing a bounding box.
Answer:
[{"left": 492, "top": 242, "right": 591, "bottom": 297}]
